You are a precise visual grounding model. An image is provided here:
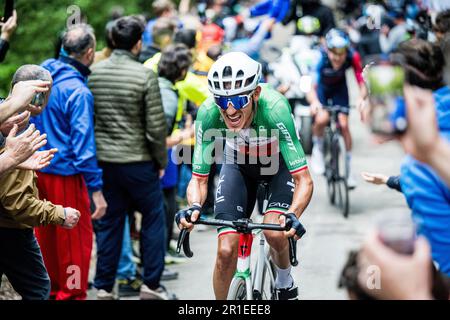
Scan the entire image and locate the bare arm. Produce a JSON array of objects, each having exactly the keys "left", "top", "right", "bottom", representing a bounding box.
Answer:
[
  {"left": 403, "top": 85, "right": 450, "bottom": 187},
  {"left": 288, "top": 169, "right": 314, "bottom": 219},
  {"left": 187, "top": 175, "right": 209, "bottom": 207},
  {"left": 425, "top": 138, "right": 450, "bottom": 188}
]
